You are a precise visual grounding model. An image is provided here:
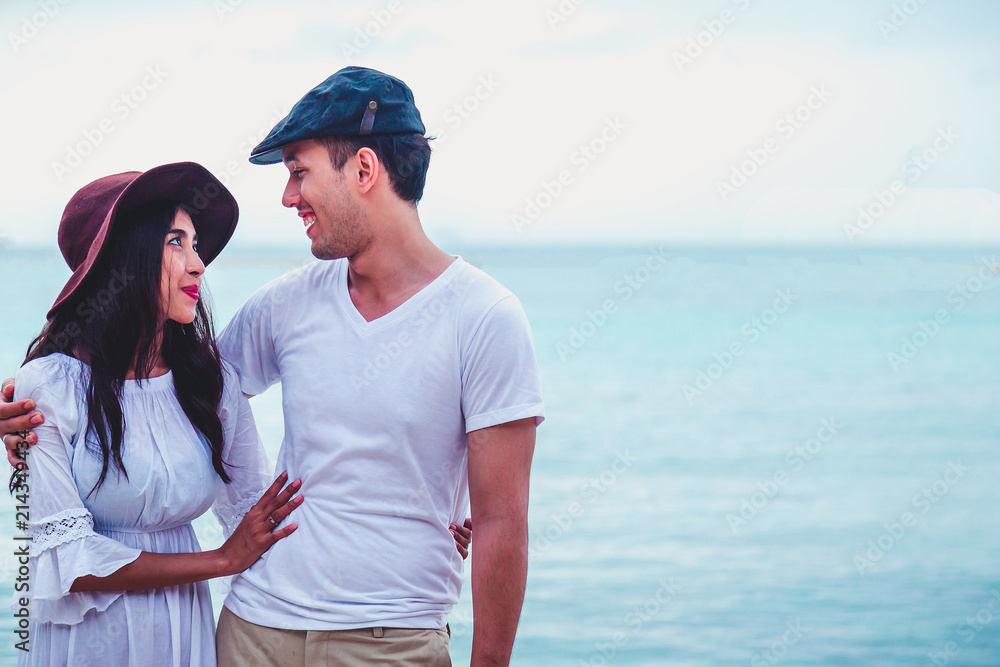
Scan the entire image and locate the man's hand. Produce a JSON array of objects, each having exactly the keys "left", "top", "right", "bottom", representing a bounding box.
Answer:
[
  {"left": 1, "top": 379, "right": 44, "bottom": 467},
  {"left": 467, "top": 417, "right": 536, "bottom": 667}
]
